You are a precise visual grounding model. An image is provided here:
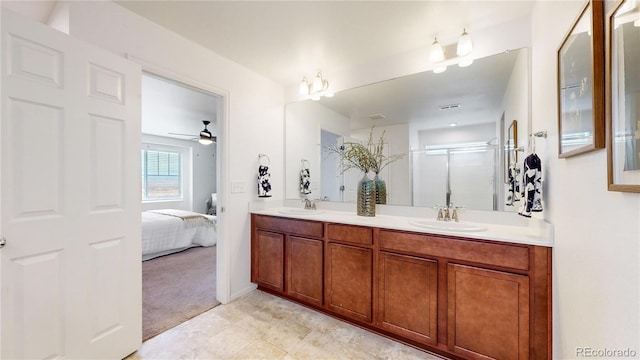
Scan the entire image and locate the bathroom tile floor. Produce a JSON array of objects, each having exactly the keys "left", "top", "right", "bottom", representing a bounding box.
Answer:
[{"left": 126, "top": 289, "right": 441, "bottom": 360}]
